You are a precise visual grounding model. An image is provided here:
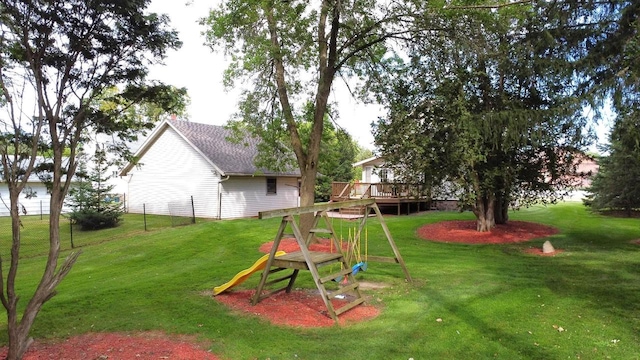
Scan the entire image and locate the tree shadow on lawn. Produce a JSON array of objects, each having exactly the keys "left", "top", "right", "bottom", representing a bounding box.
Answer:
[
  {"left": 493, "top": 246, "right": 640, "bottom": 320},
  {"left": 539, "top": 258, "right": 640, "bottom": 317},
  {"left": 422, "top": 286, "right": 558, "bottom": 359}
]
